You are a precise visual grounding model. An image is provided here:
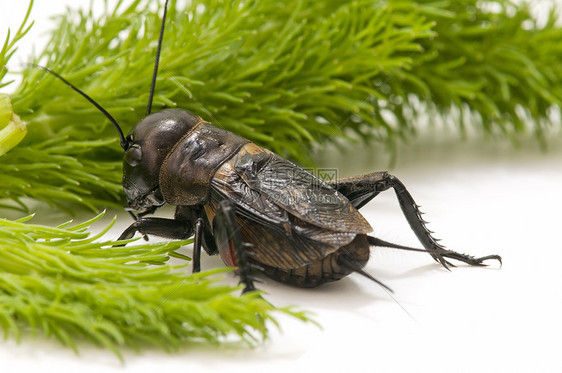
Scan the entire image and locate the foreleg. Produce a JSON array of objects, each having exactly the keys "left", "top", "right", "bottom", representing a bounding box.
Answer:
[{"left": 118, "top": 216, "right": 205, "bottom": 274}]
